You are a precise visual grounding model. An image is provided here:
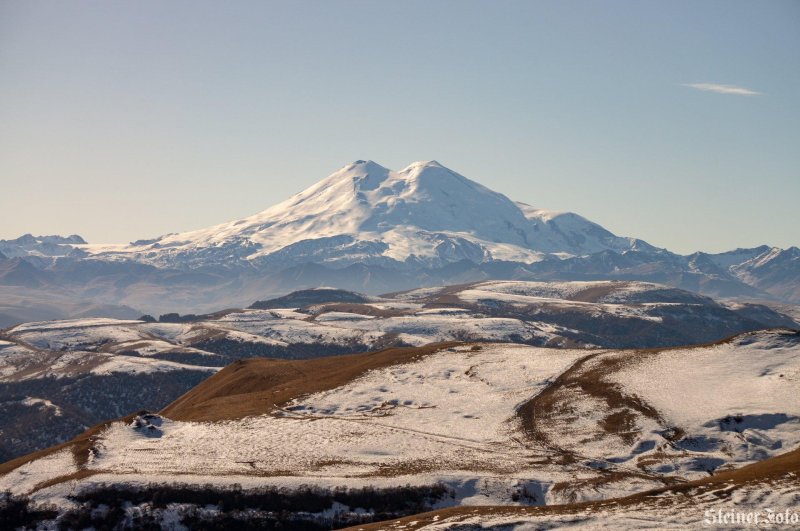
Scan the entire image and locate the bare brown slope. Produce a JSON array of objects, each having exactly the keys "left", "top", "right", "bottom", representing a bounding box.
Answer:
[
  {"left": 161, "top": 342, "right": 460, "bottom": 422},
  {"left": 306, "top": 302, "right": 411, "bottom": 319},
  {"left": 348, "top": 446, "right": 800, "bottom": 530}
]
